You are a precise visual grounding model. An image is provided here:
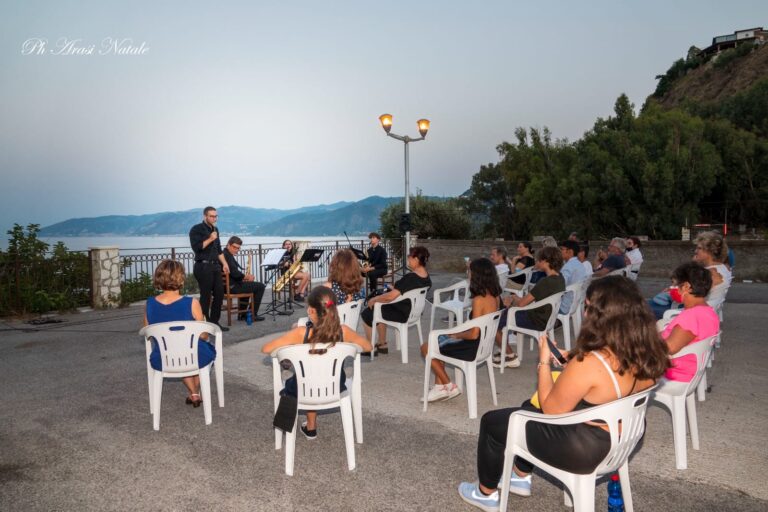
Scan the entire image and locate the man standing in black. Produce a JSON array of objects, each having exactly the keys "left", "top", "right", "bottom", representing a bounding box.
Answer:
[
  {"left": 223, "top": 236, "right": 266, "bottom": 321},
  {"left": 189, "top": 206, "right": 230, "bottom": 331},
  {"left": 361, "top": 232, "right": 387, "bottom": 296}
]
